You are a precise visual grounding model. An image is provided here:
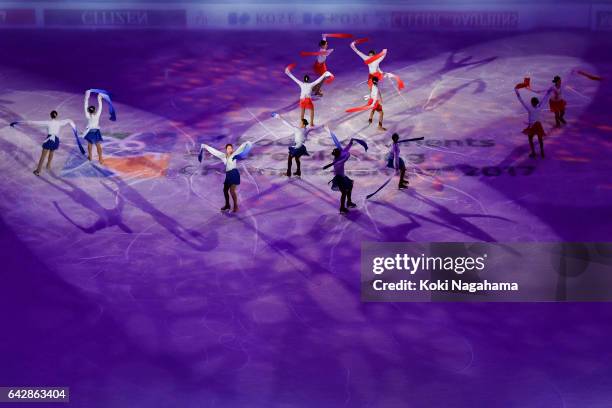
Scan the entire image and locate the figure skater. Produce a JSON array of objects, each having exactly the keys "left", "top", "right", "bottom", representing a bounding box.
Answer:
[
  {"left": 527, "top": 69, "right": 602, "bottom": 128},
  {"left": 301, "top": 33, "right": 352, "bottom": 96},
  {"left": 346, "top": 76, "right": 386, "bottom": 131},
  {"left": 83, "top": 89, "right": 117, "bottom": 164},
  {"left": 366, "top": 135, "right": 424, "bottom": 200},
  {"left": 198, "top": 141, "right": 253, "bottom": 212},
  {"left": 515, "top": 85, "right": 552, "bottom": 158},
  {"left": 368, "top": 77, "right": 386, "bottom": 130},
  {"left": 285, "top": 64, "right": 333, "bottom": 126},
  {"left": 300, "top": 36, "right": 334, "bottom": 97},
  {"left": 350, "top": 38, "right": 386, "bottom": 89},
  {"left": 10, "top": 110, "right": 79, "bottom": 176},
  {"left": 350, "top": 38, "right": 405, "bottom": 93},
  {"left": 272, "top": 112, "right": 323, "bottom": 177},
  {"left": 546, "top": 71, "right": 593, "bottom": 128},
  {"left": 323, "top": 127, "right": 368, "bottom": 213},
  {"left": 388, "top": 133, "right": 408, "bottom": 189},
  {"left": 548, "top": 75, "right": 568, "bottom": 128}
]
